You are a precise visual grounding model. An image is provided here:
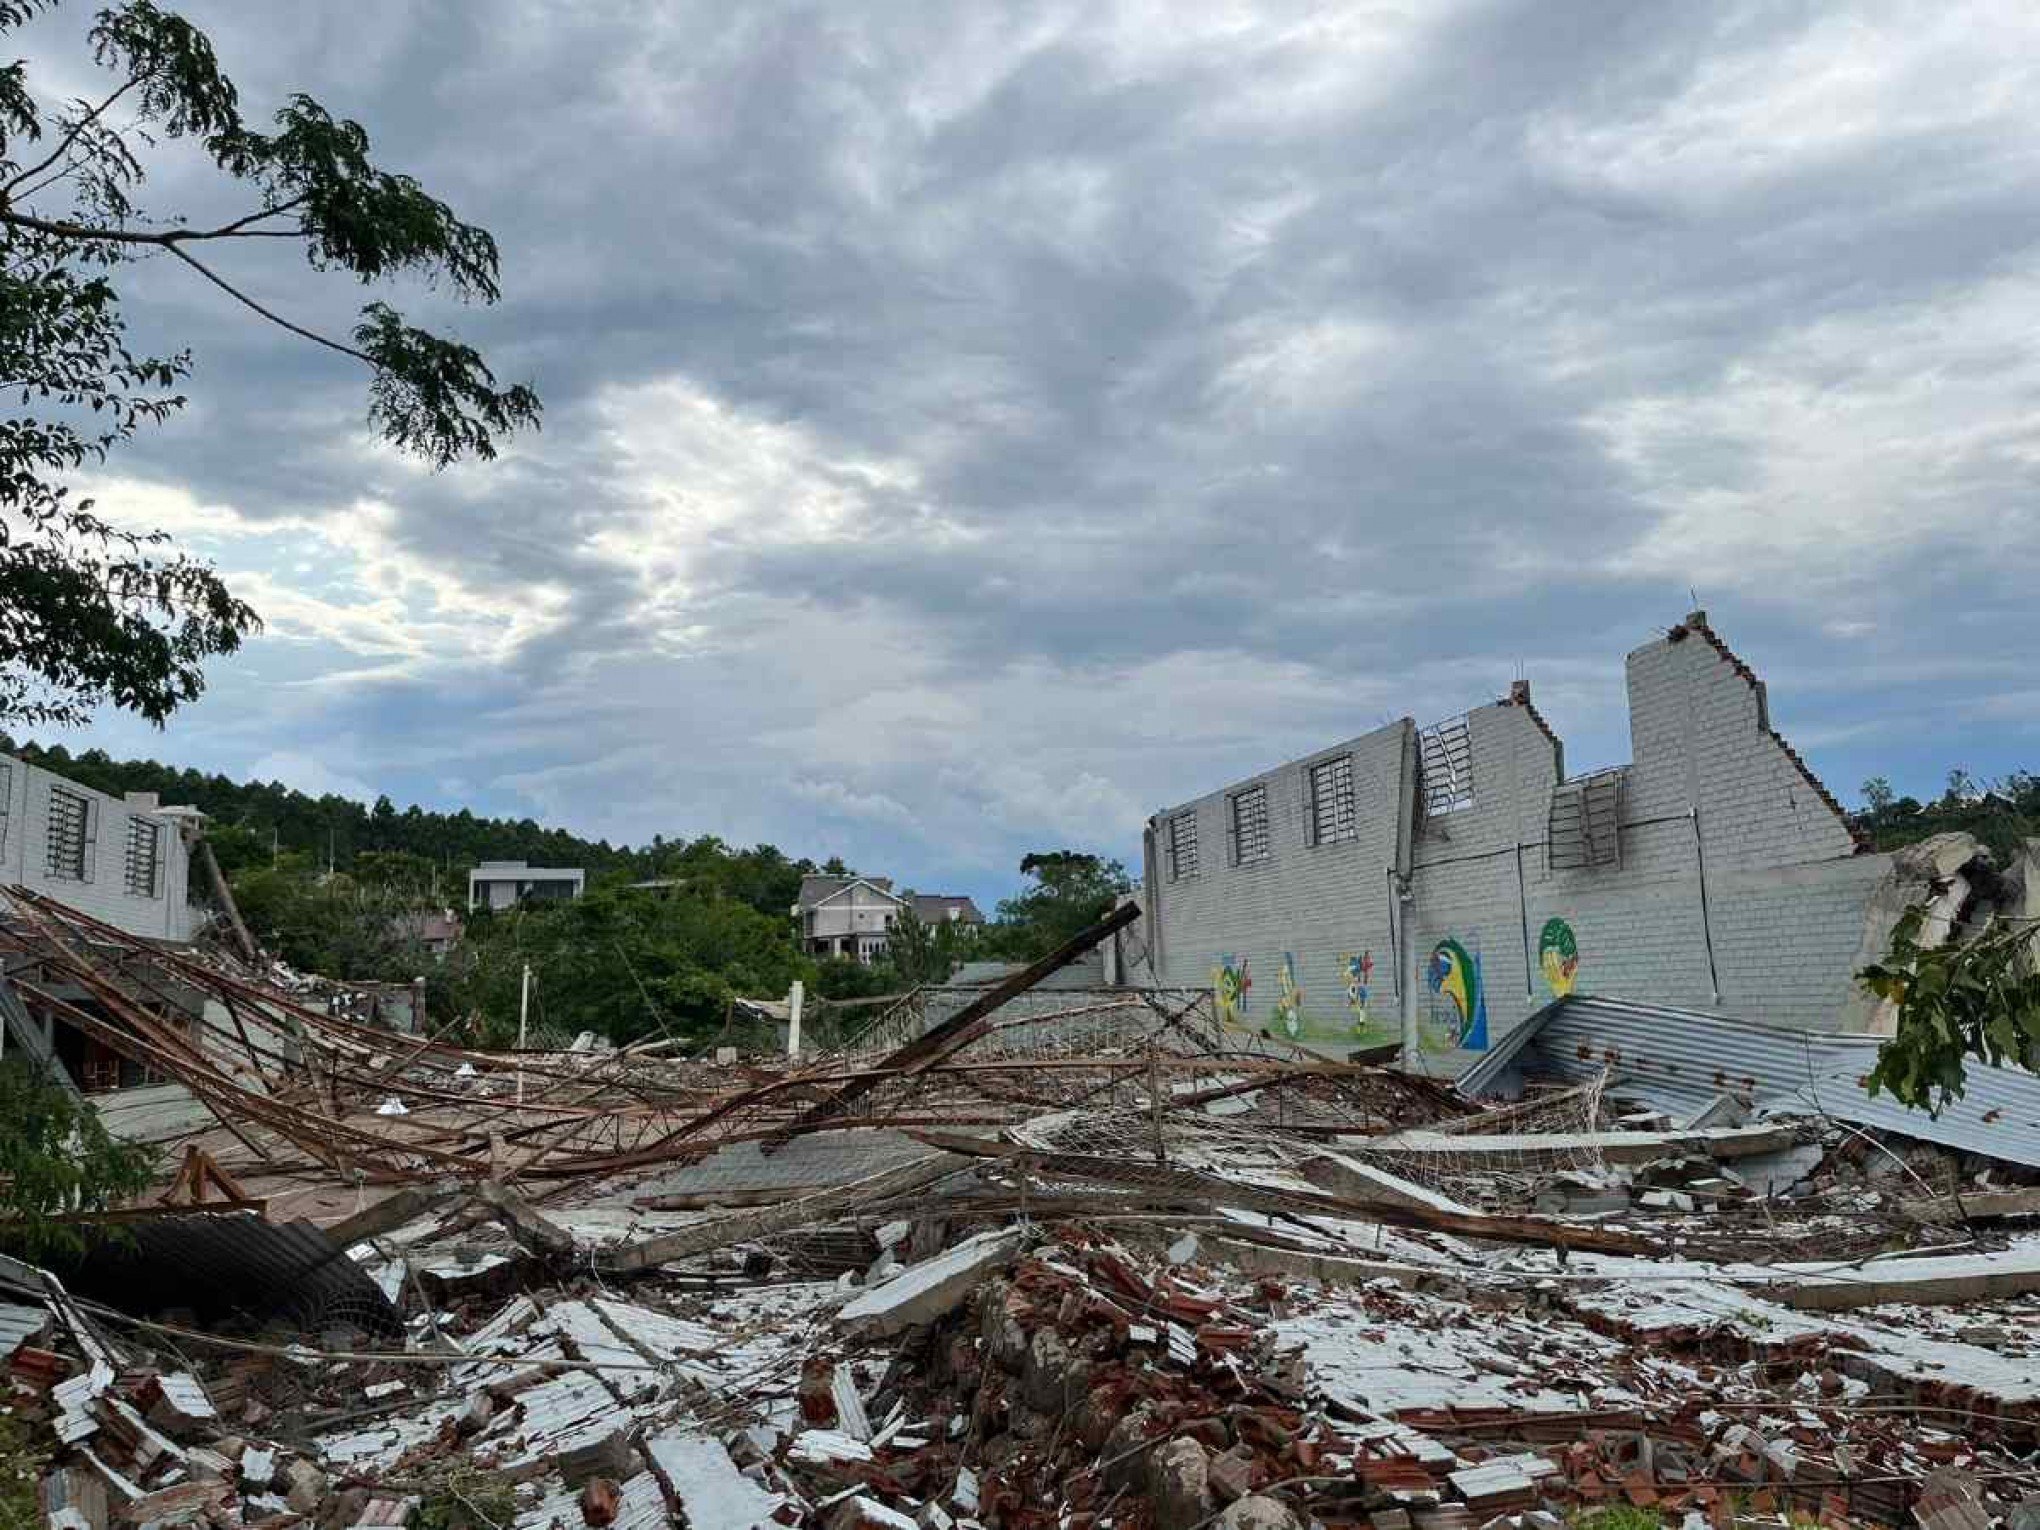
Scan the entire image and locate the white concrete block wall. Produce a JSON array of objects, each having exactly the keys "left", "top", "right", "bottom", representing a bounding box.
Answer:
[
  {"left": 0, "top": 752, "right": 196, "bottom": 941},
  {"left": 1144, "top": 614, "right": 1886, "bottom": 1047},
  {"left": 1146, "top": 722, "right": 1411, "bottom": 1041}
]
